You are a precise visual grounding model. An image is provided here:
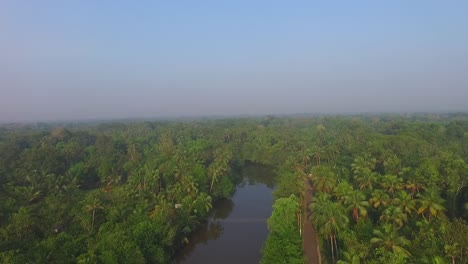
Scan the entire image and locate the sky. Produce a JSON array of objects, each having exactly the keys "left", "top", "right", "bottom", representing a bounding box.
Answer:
[{"left": 1, "top": 1, "right": 468, "bottom": 122}]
